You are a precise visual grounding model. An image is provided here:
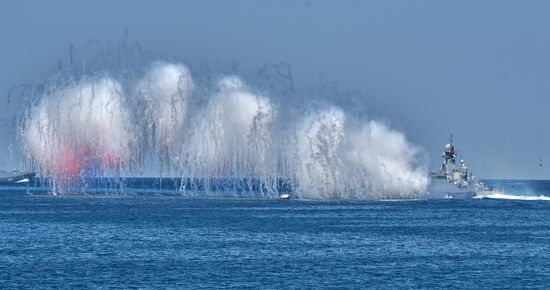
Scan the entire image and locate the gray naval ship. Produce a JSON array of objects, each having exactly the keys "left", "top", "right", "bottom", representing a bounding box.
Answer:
[
  {"left": 0, "top": 170, "right": 35, "bottom": 184},
  {"left": 428, "top": 135, "right": 483, "bottom": 199}
]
